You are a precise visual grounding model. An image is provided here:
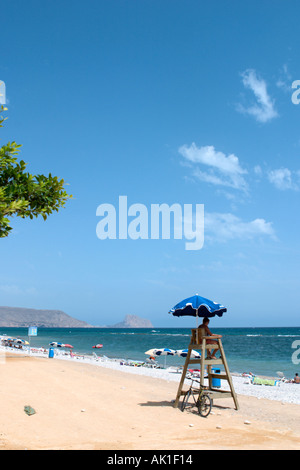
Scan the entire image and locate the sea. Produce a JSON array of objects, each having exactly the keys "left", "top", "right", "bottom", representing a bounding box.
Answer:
[{"left": 1, "top": 326, "right": 300, "bottom": 379}]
